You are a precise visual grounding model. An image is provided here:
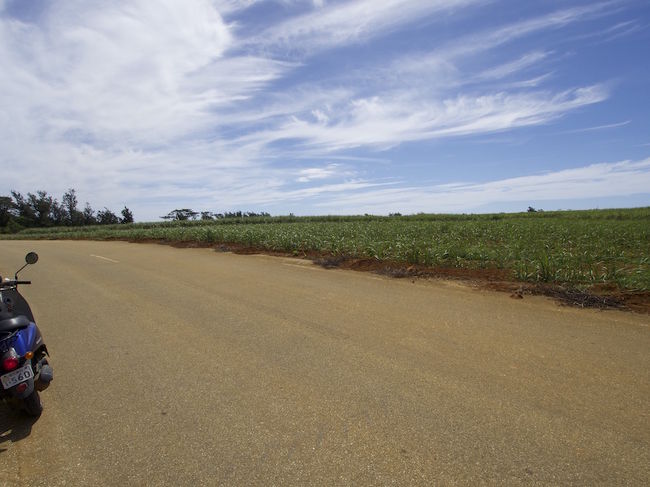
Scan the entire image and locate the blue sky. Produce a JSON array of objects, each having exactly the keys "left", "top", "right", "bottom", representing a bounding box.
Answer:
[{"left": 1, "top": 0, "right": 649, "bottom": 220}]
